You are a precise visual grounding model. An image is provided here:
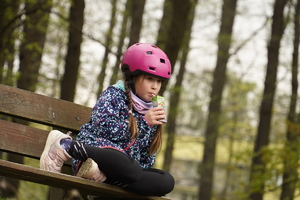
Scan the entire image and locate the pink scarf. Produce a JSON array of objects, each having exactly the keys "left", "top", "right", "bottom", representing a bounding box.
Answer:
[{"left": 130, "top": 90, "right": 153, "bottom": 115}]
